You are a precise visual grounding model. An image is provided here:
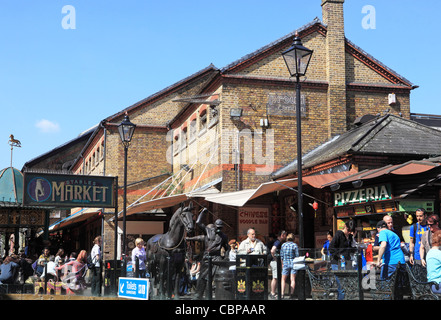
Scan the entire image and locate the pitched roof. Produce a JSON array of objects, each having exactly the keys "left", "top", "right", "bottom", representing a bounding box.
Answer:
[
  {"left": 271, "top": 114, "right": 441, "bottom": 179},
  {"left": 22, "top": 125, "right": 96, "bottom": 171},
  {"left": 104, "top": 64, "right": 219, "bottom": 123},
  {"left": 221, "top": 17, "right": 323, "bottom": 73},
  {"left": 220, "top": 17, "right": 414, "bottom": 88}
]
